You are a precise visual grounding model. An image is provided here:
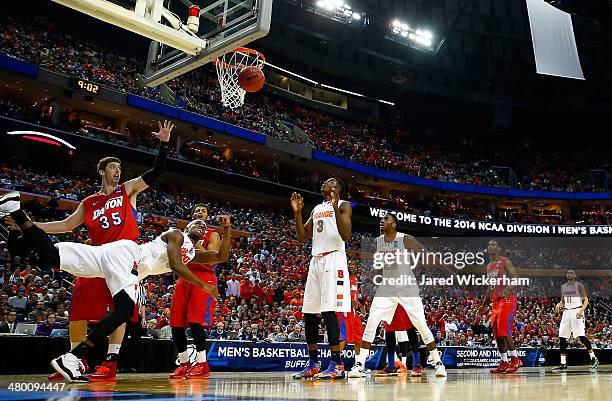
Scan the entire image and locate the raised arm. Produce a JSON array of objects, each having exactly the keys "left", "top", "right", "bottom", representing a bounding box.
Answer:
[
  {"left": 164, "top": 229, "right": 218, "bottom": 297},
  {"left": 123, "top": 120, "right": 175, "bottom": 204},
  {"left": 291, "top": 192, "right": 313, "bottom": 244},
  {"left": 34, "top": 202, "right": 85, "bottom": 234},
  {"left": 331, "top": 191, "right": 352, "bottom": 242},
  {"left": 192, "top": 215, "right": 232, "bottom": 264}
]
